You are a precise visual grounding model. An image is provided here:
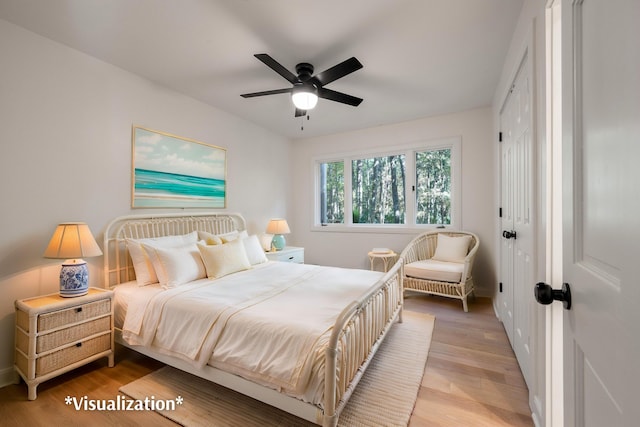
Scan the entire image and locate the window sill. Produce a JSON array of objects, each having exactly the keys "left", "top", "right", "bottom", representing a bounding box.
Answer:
[{"left": 311, "top": 224, "right": 453, "bottom": 235}]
